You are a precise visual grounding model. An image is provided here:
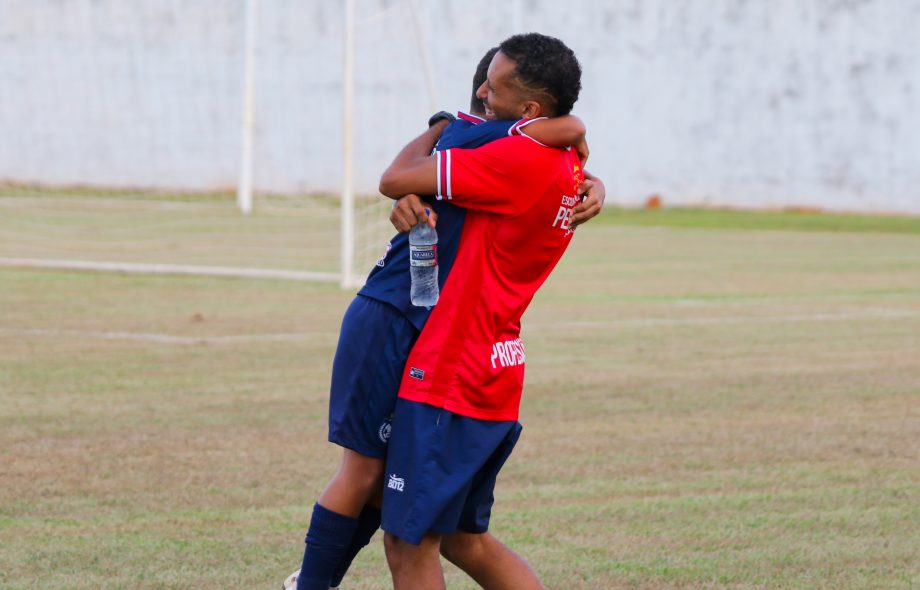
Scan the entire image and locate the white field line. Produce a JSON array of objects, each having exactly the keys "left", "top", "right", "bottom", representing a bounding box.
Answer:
[
  {"left": 2, "top": 308, "right": 917, "bottom": 346},
  {"left": 0, "top": 257, "right": 339, "bottom": 282},
  {"left": 0, "top": 194, "right": 349, "bottom": 214},
  {"left": 0, "top": 327, "right": 337, "bottom": 345},
  {"left": 526, "top": 308, "right": 920, "bottom": 333},
  {"left": 0, "top": 195, "right": 228, "bottom": 212}
]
